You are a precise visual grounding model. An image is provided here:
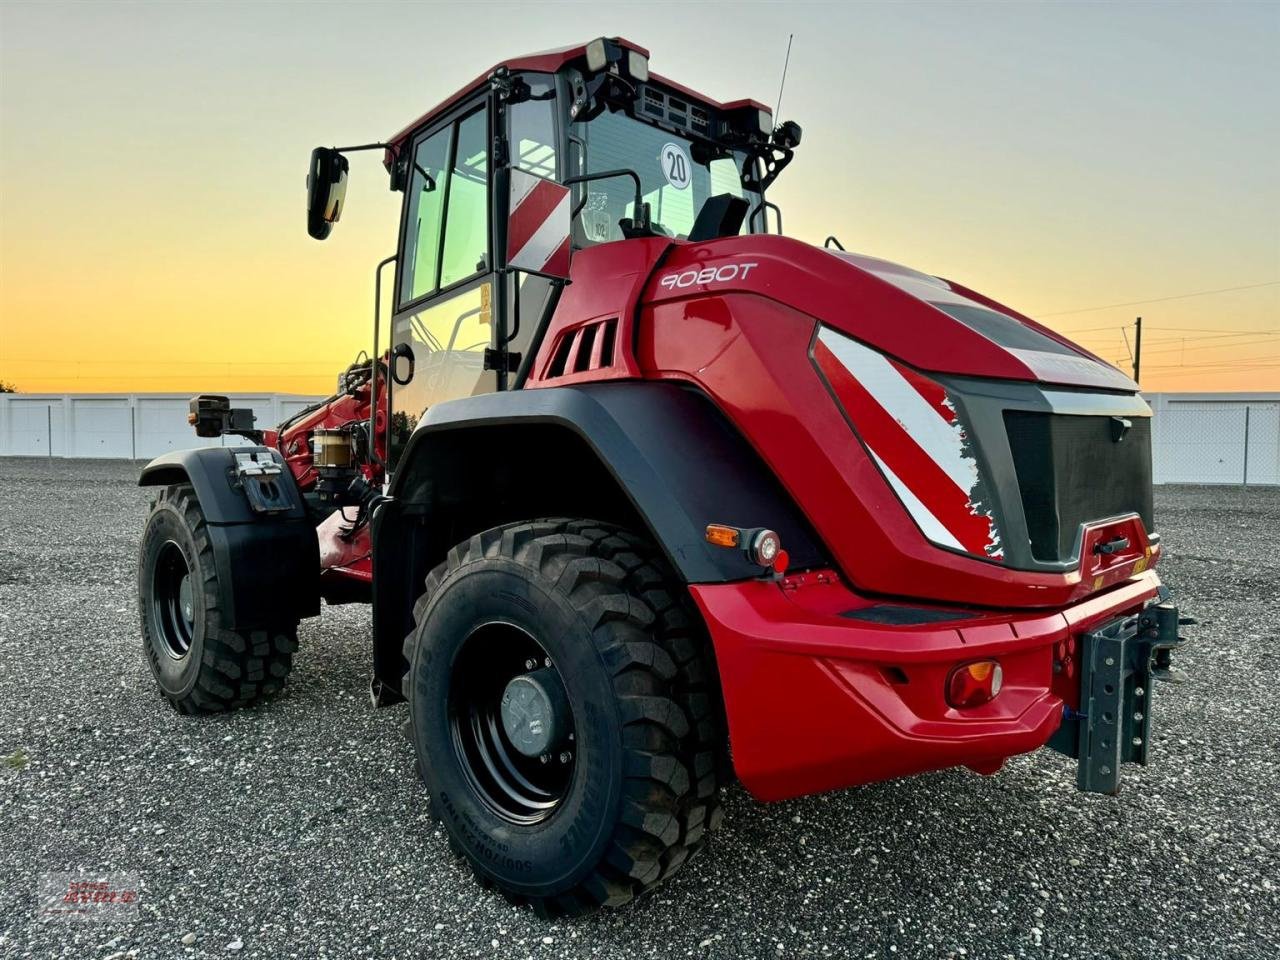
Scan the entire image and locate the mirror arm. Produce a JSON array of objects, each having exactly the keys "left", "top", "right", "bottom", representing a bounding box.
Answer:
[{"left": 332, "top": 141, "right": 394, "bottom": 154}]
